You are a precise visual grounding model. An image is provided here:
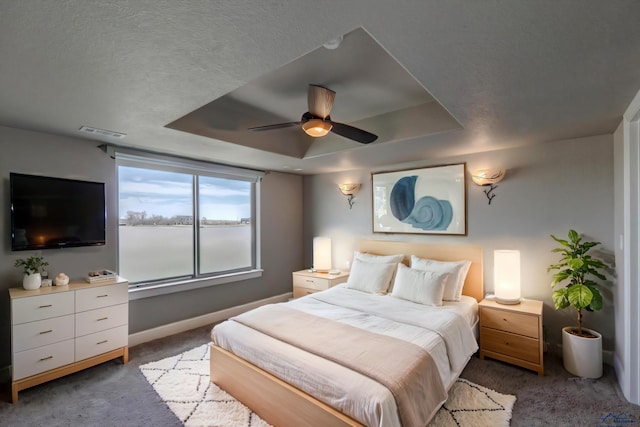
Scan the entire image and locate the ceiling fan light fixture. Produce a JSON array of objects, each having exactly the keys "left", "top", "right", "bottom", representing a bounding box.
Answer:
[{"left": 302, "top": 119, "right": 332, "bottom": 137}]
